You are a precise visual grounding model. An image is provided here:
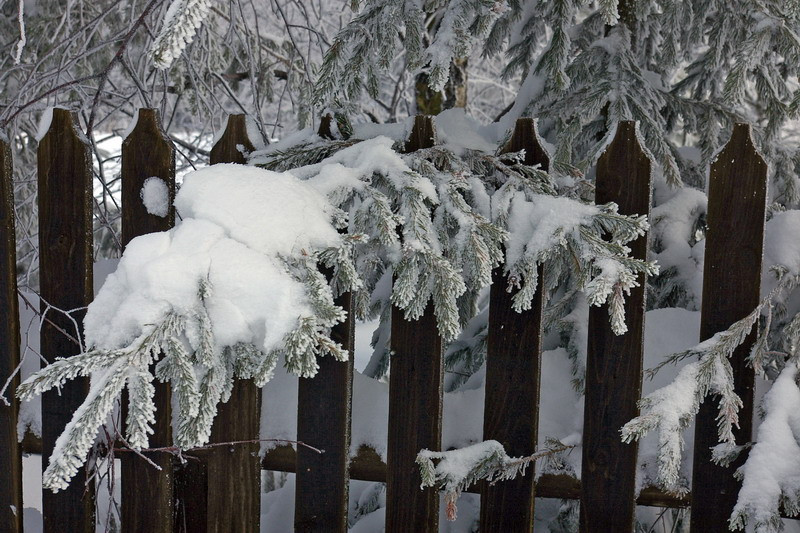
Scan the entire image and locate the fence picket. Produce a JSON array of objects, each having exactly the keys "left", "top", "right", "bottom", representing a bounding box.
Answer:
[
  {"left": 209, "top": 114, "right": 255, "bottom": 165},
  {"left": 690, "top": 124, "right": 767, "bottom": 531},
  {"left": 1, "top": 108, "right": 786, "bottom": 532},
  {"left": 385, "top": 115, "right": 443, "bottom": 532},
  {"left": 38, "top": 108, "right": 95, "bottom": 532},
  {"left": 480, "top": 118, "right": 548, "bottom": 532},
  {"left": 294, "top": 118, "right": 355, "bottom": 533},
  {"left": 1, "top": 136, "right": 23, "bottom": 533},
  {"left": 119, "top": 108, "right": 176, "bottom": 533},
  {"left": 175, "top": 114, "right": 262, "bottom": 532},
  {"left": 580, "top": 121, "right": 652, "bottom": 532}
]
